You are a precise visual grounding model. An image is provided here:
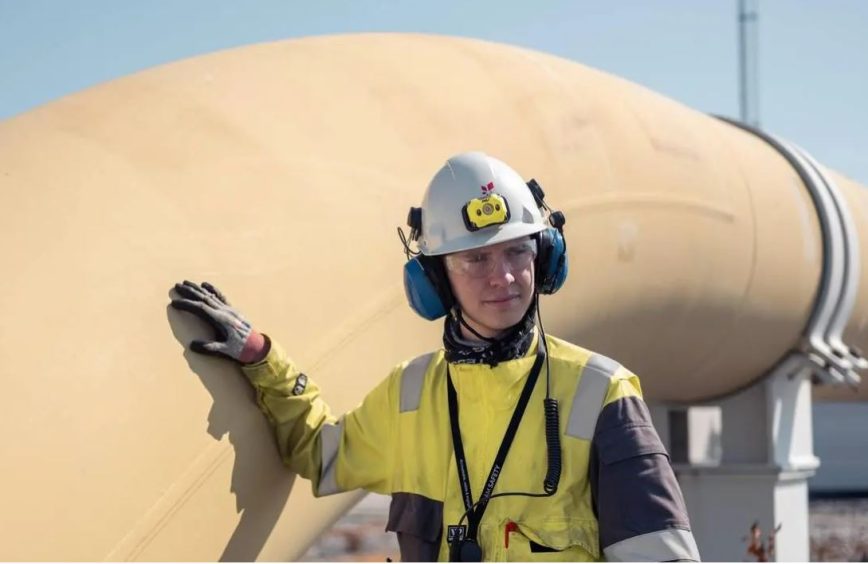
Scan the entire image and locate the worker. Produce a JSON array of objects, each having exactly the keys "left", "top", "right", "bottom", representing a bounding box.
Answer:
[{"left": 171, "top": 152, "right": 701, "bottom": 561}]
